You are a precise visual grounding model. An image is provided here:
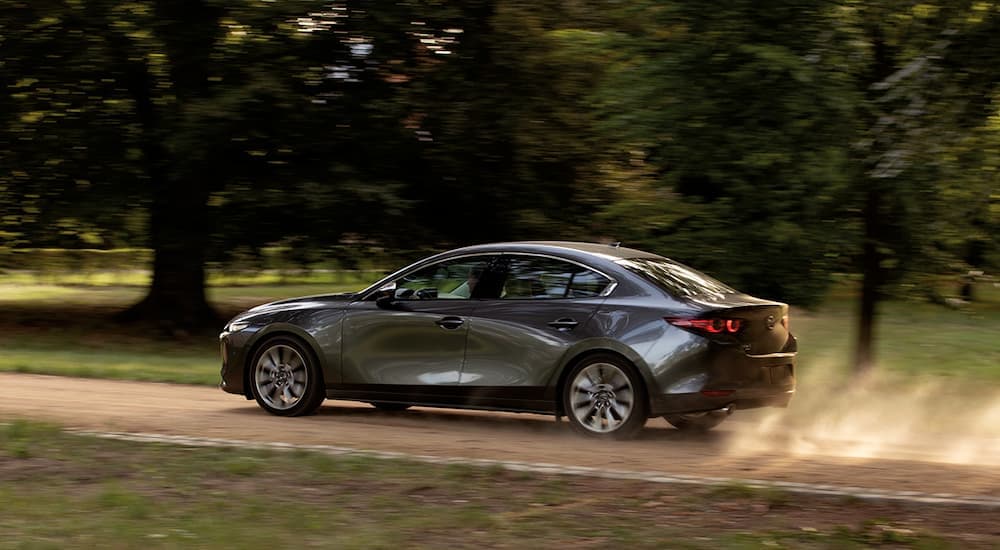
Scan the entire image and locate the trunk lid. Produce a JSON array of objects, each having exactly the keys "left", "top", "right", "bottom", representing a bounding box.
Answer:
[
  {"left": 724, "top": 303, "right": 789, "bottom": 355},
  {"left": 692, "top": 294, "right": 790, "bottom": 355}
]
